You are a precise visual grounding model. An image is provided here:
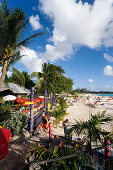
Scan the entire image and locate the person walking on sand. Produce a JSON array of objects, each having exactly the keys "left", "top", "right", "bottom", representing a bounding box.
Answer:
[
  {"left": 63, "top": 119, "right": 71, "bottom": 135},
  {"left": 39, "top": 112, "right": 49, "bottom": 134},
  {"left": 63, "top": 119, "right": 72, "bottom": 141}
]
